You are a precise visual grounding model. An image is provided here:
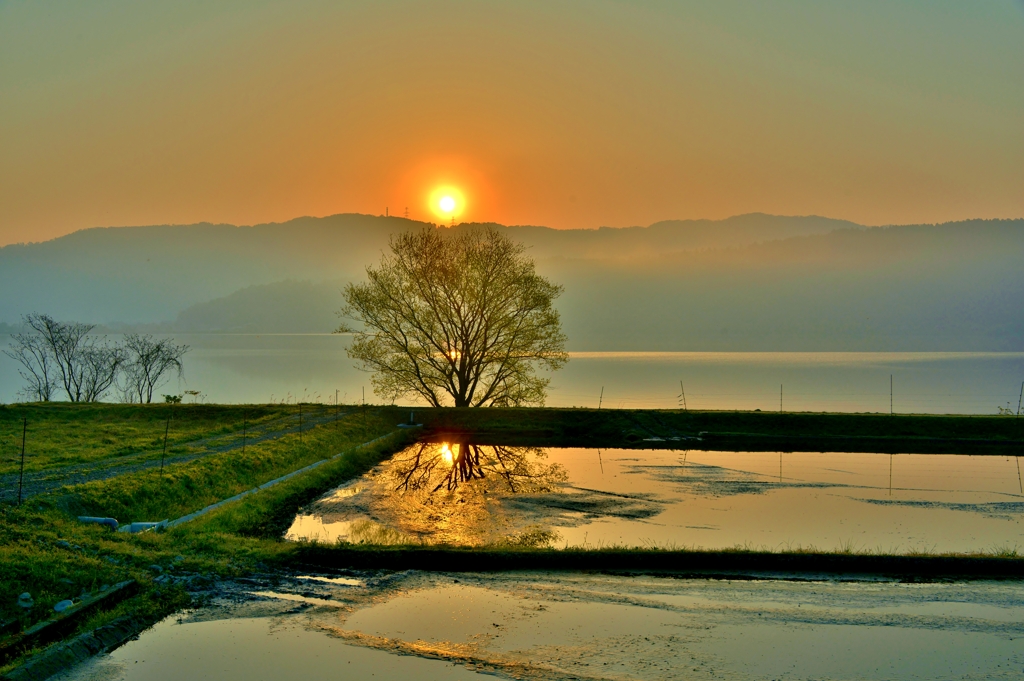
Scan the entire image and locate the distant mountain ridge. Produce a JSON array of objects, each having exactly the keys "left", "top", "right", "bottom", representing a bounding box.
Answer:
[
  {"left": 0, "top": 213, "right": 849, "bottom": 324},
  {"left": 1, "top": 213, "right": 1022, "bottom": 350}
]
